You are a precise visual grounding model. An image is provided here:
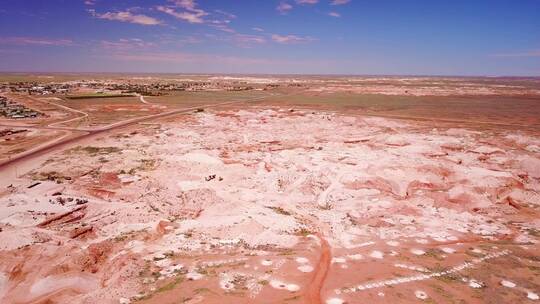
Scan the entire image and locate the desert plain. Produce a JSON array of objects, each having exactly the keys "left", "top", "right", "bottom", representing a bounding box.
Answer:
[{"left": 0, "top": 74, "right": 539, "bottom": 304}]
